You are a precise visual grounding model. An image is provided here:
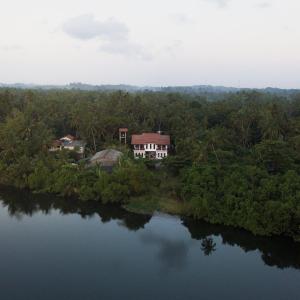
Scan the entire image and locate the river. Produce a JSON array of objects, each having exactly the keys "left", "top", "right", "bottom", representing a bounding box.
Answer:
[{"left": 0, "top": 188, "right": 299, "bottom": 300}]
